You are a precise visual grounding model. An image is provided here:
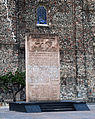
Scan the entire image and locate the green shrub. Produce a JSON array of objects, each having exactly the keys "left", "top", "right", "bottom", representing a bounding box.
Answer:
[{"left": 0, "top": 71, "right": 25, "bottom": 102}]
